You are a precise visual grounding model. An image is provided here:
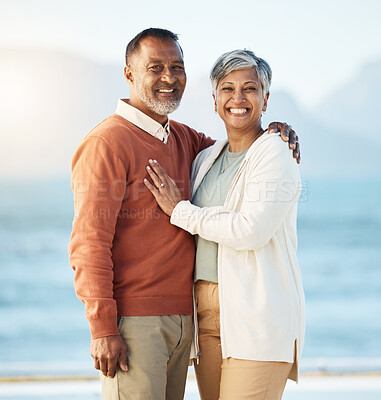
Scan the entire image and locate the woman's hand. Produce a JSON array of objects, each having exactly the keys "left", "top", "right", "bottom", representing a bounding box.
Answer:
[{"left": 144, "top": 159, "right": 182, "bottom": 216}]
